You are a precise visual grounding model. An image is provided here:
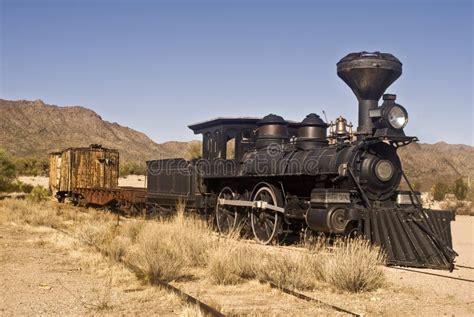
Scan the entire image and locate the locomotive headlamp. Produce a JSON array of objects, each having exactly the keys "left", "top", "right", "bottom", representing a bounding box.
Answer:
[
  {"left": 375, "top": 160, "right": 394, "bottom": 182},
  {"left": 369, "top": 96, "right": 409, "bottom": 134},
  {"left": 386, "top": 105, "right": 408, "bottom": 129}
]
